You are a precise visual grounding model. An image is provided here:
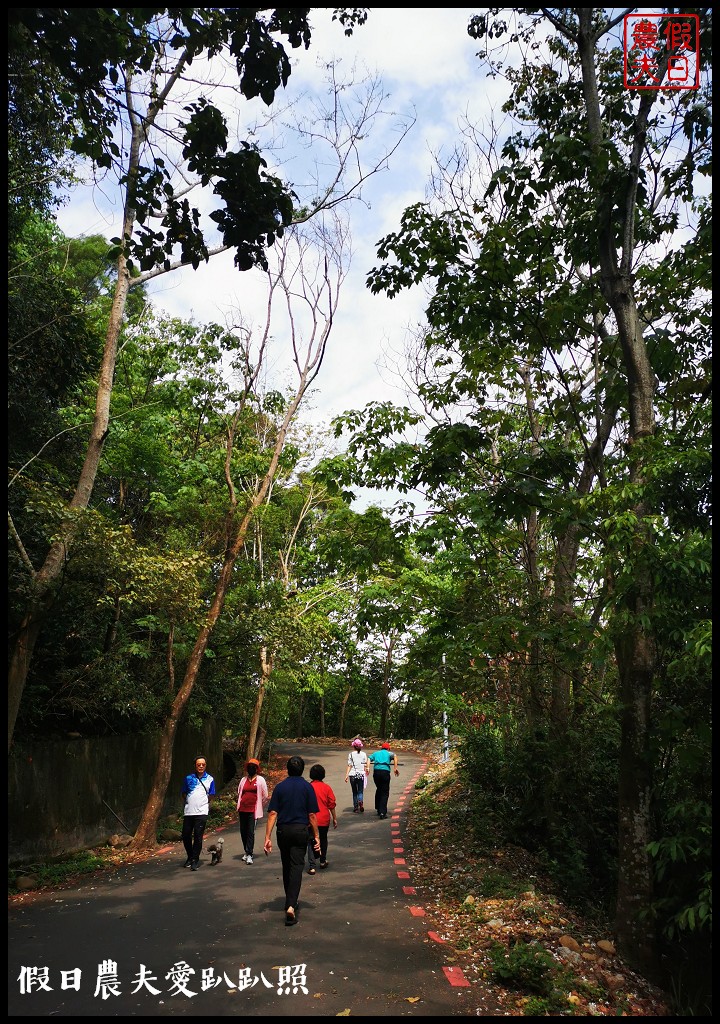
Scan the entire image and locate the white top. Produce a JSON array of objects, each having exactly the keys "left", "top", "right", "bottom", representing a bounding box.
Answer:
[
  {"left": 182, "top": 772, "right": 215, "bottom": 815},
  {"left": 347, "top": 751, "right": 368, "bottom": 777}
]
